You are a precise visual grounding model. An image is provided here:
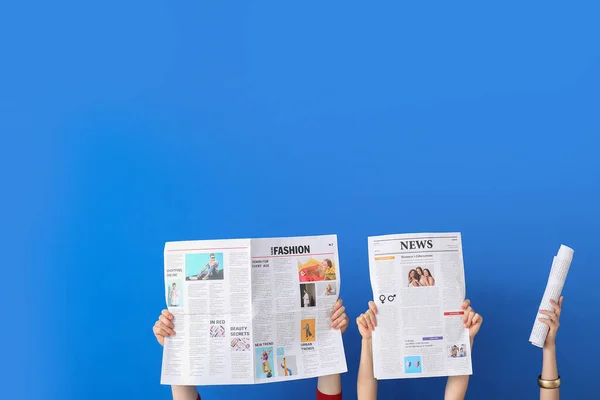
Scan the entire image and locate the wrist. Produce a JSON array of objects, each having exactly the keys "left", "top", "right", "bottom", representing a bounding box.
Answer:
[{"left": 543, "top": 343, "right": 556, "bottom": 352}]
